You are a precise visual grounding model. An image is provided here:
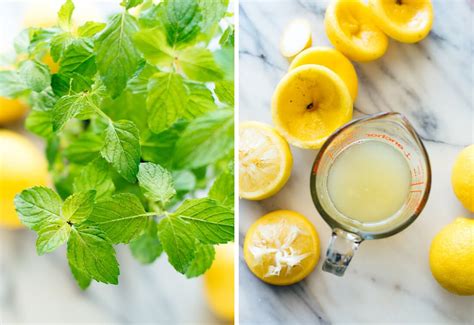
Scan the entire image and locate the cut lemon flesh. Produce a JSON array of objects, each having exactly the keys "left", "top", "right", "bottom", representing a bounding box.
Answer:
[
  {"left": 289, "top": 46, "right": 358, "bottom": 101},
  {"left": 239, "top": 122, "right": 292, "bottom": 200},
  {"left": 280, "top": 18, "right": 312, "bottom": 58},
  {"left": 368, "top": 0, "right": 433, "bottom": 43},
  {"left": 325, "top": 0, "right": 388, "bottom": 62},
  {"left": 272, "top": 65, "right": 353, "bottom": 149},
  {"left": 244, "top": 210, "right": 320, "bottom": 285}
]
